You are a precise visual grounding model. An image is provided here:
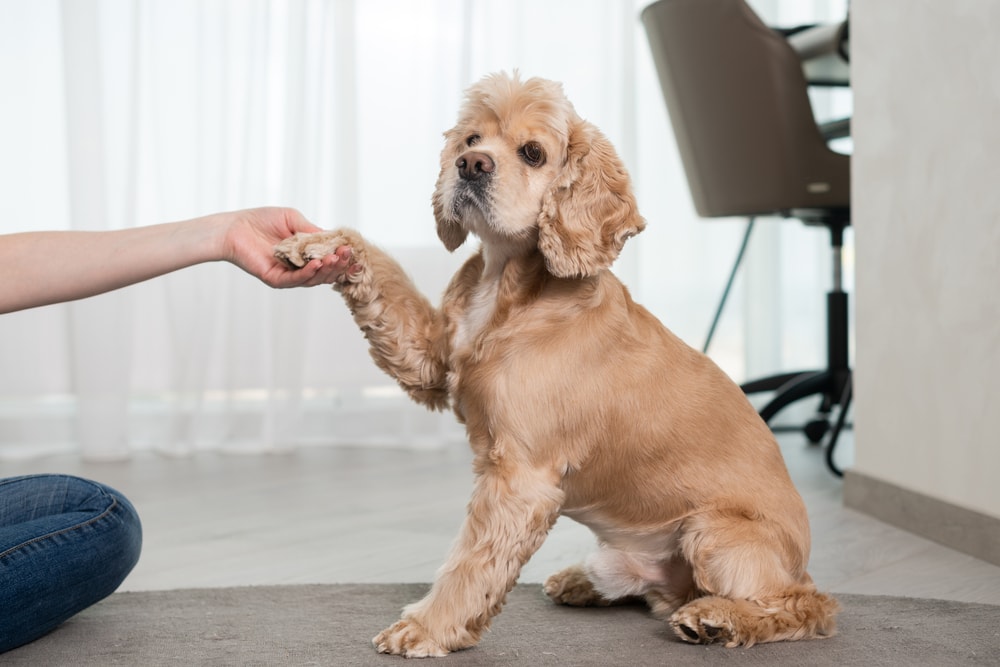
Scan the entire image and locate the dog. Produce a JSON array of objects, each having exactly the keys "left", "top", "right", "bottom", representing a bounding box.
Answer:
[{"left": 274, "top": 72, "right": 839, "bottom": 657}]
